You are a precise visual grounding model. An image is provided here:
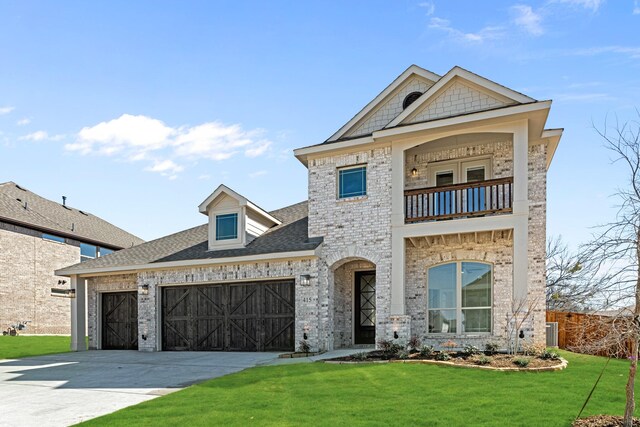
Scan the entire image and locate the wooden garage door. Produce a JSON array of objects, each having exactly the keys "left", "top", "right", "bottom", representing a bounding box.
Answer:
[
  {"left": 162, "top": 281, "right": 294, "bottom": 352},
  {"left": 102, "top": 292, "right": 138, "bottom": 350}
]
